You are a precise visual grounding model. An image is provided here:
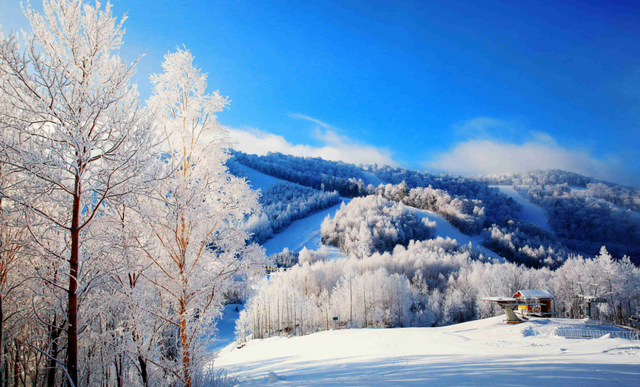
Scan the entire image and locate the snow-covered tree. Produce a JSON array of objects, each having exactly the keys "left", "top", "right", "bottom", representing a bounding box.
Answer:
[
  {"left": 143, "top": 47, "right": 266, "bottom": 386},
  {"left": 0, "top": 1, "right": 156, "bottom": 383},
  {"left": 321, "top": 195, "right": 435, "bottom": 258}
]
